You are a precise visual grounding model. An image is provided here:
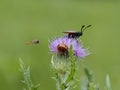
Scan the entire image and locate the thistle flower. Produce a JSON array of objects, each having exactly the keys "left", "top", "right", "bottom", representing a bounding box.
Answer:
[
  {"left": 49, "top": 36, "right": 90, "bottom": 90},
  {"left": 49, "top": 36, "right": 89, "bottom": 58}
]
